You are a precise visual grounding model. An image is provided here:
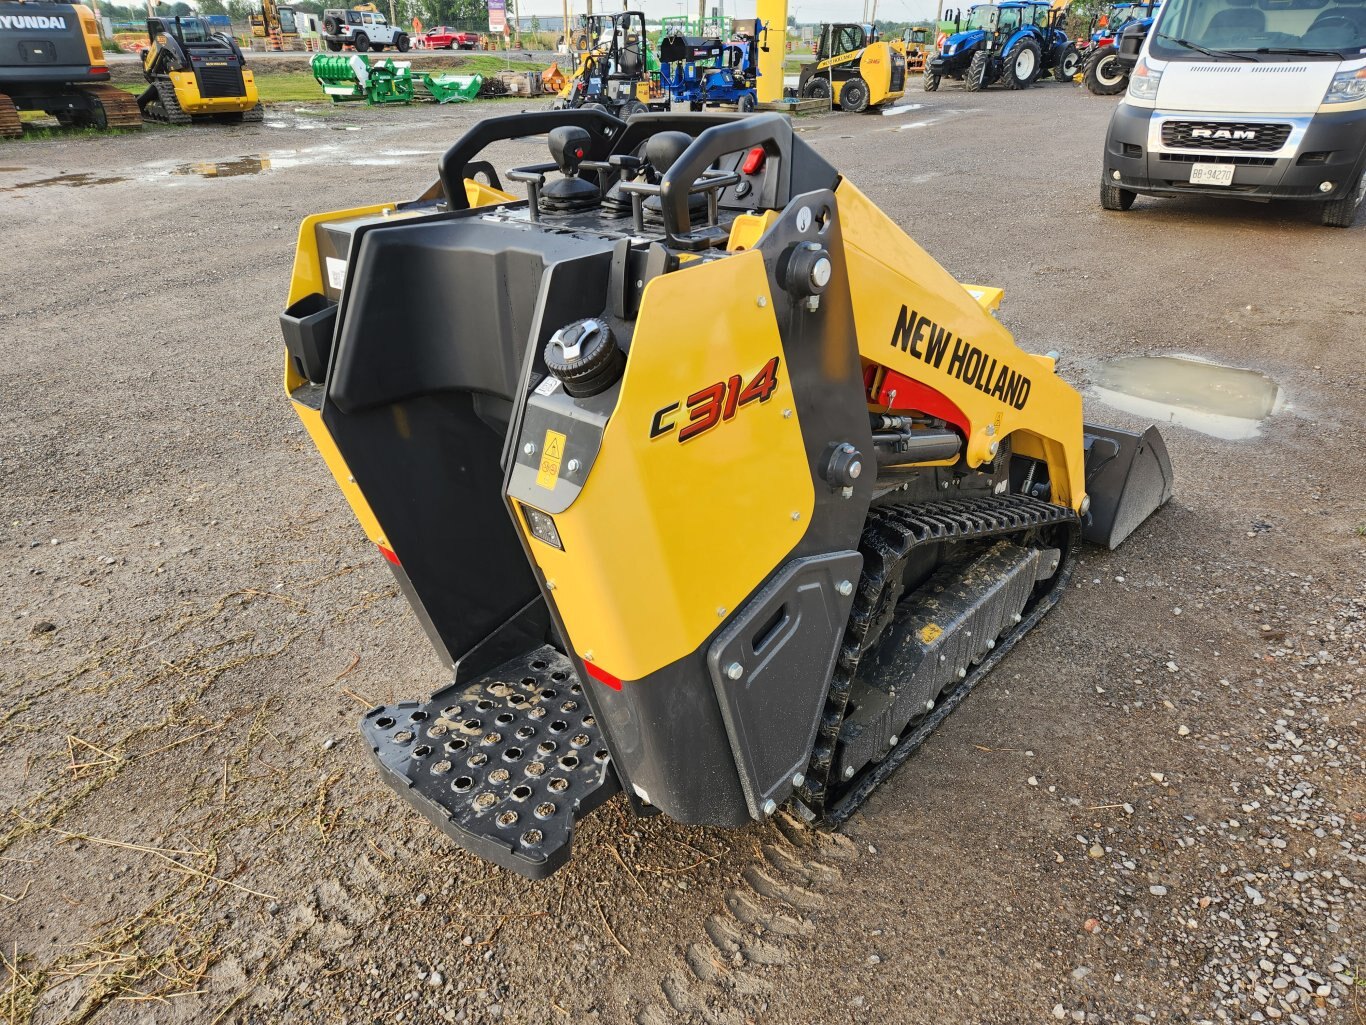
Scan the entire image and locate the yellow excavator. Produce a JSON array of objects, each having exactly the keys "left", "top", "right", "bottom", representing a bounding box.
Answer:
[
  {"left": 279, "top": 110, "right": 1173, "bottom": 878},
  {"left": 249, "top": 0, "right": 299, "bottom": 43},
  {"left": 0, "top": 0, "right": 141, "bottom": 136}
]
